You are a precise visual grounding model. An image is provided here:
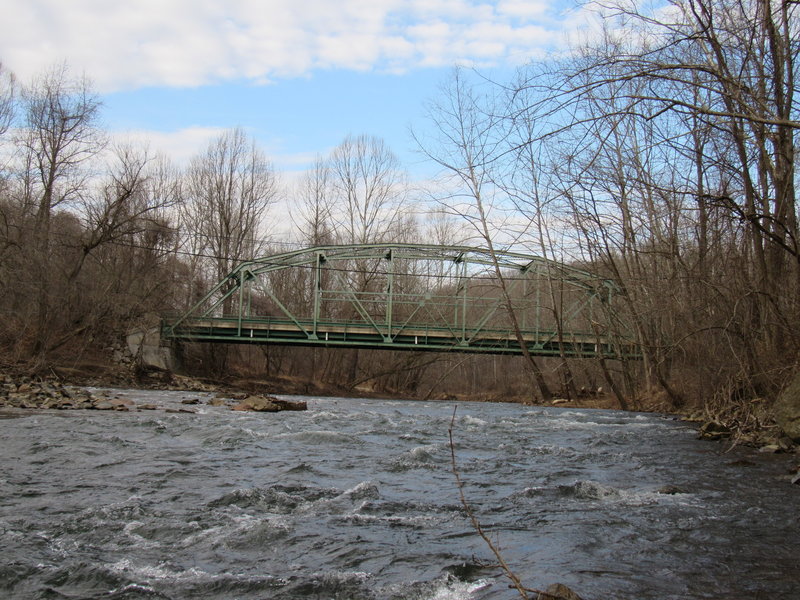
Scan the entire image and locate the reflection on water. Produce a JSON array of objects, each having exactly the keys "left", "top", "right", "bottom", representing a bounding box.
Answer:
[{"left": 1, "top": 390, "right": 798, "bottom": 599}]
